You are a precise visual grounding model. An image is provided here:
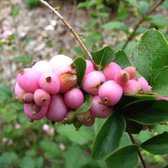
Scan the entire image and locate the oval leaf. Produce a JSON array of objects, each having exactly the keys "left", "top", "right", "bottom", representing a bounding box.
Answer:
[
  {"left": 141, "top": 132, "right": 168, "bottom": 155},
  {"left": 106, "top": 145, "right": 138, "bottom": 168},
  {"left": 73, "top": 56, "right": 86, "bottom": 86},
  {"left": 92, "top": 46, "right": 115, "bottom": 69},
  {"left": 132, "top": 29, "right": 168, "bottom": 86},
  {"left": 123, "top": 100, "right": 168, "bottom": 125},
  {"left": 92, "top": 114, "right": 126, "bottom": 160},
  {"left": 114, "top": 50, "right": 131, "bottom": 68}
]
